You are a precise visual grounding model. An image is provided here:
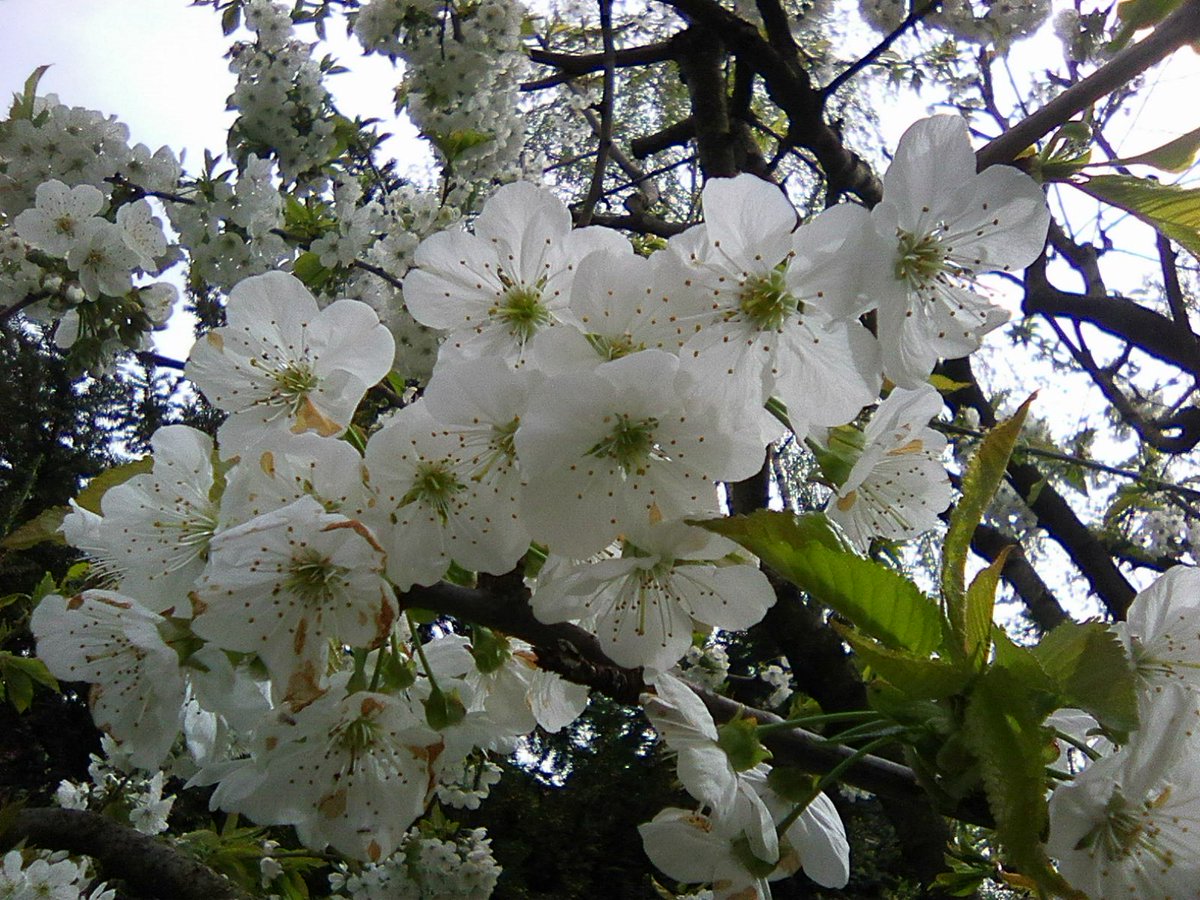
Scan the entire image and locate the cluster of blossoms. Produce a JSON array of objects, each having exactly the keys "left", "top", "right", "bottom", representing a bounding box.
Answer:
[
  {"left": 54, "top": 736, "right": 176, "bottom": 836},
  {"left": 1046, "top": 566, "right": 1200, "bottom": 897},
  {"left": 30, "top": 113, "right": 1054, "bottom": 894},
  {"left": 226, "top": 0, "right": 339, "bottom": 183},
  {"left": 0, "top": 93, "right": 181, "bottom": 359},
  {"left": 859, "top": 0, "right": 1051, "bottom": 46},
  {"left": 353, "top": 0, "right": 533, "bottom": 201},
  {"left": 0, "top": 850, "right": 114, "bottom": 900},
  {"left": 327, "top": 824, "right": 502, "bottom": 899}
]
